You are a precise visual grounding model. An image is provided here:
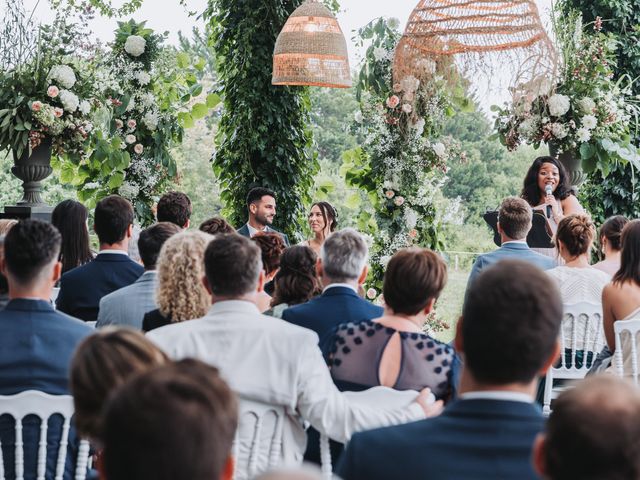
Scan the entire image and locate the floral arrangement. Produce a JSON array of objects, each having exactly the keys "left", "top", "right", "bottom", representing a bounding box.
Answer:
[{"left": 494, "top": 12, "right": 640, "bottom": 175}]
